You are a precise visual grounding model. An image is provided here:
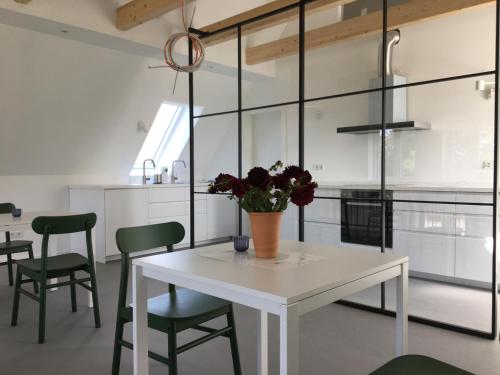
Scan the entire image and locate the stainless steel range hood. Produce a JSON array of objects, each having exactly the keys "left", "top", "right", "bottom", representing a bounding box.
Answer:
[
  {"left": 337, "top": 121, "right": 431, "bottom": 134},
  {"left": 337, "top": 30, "right": 431, "bottom": 135}
]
